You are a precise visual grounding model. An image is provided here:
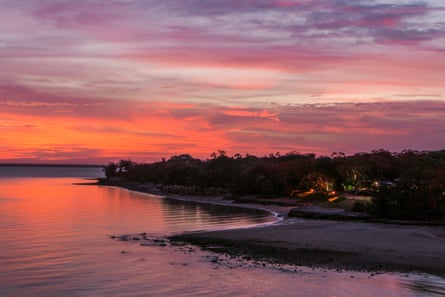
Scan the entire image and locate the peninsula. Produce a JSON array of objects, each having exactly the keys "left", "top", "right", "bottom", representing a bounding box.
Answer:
[{"left": 100, "top": 149, "right": 445, "bottom": 276}]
